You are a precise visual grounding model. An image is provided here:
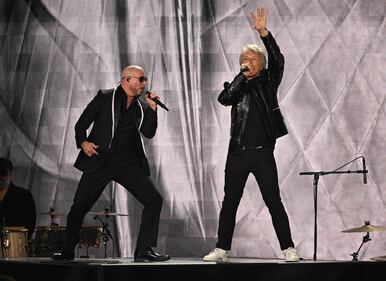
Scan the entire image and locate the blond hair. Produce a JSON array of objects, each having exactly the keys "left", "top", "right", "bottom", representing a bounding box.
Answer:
[{"left": 239, "top": 44, "right": 266, "bottom": 69}]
